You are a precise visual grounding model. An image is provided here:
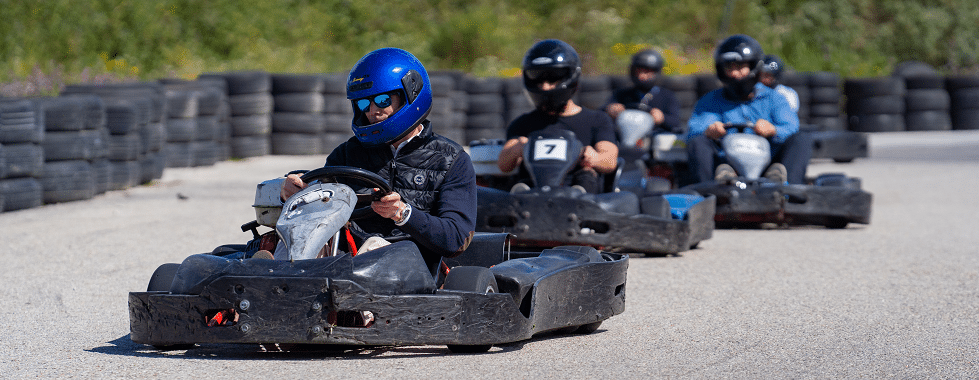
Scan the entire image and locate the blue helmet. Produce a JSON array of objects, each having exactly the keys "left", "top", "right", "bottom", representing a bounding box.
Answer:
[{"left": 347, "top": 48, "right": 432, "bottom": 147}]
